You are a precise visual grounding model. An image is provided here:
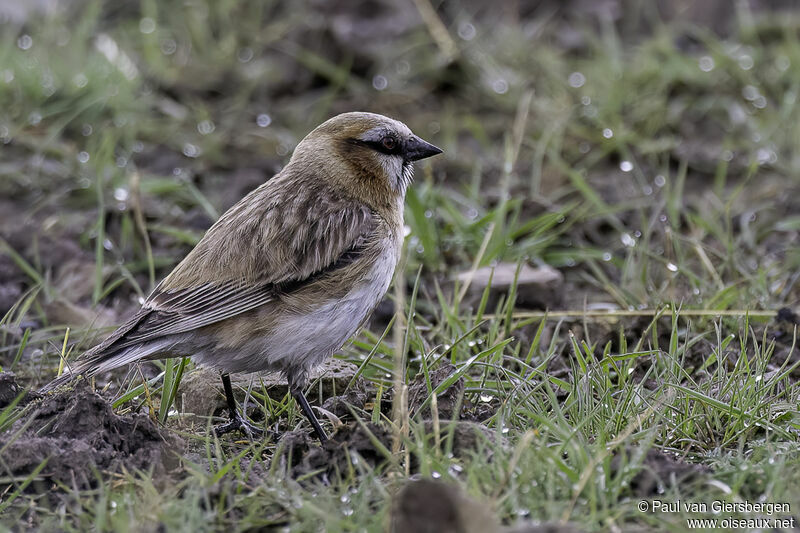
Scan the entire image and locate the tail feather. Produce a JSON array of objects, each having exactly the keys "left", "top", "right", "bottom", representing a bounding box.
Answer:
[
  {"left": 39, "top": 339, "right": 172, "bottom": 393},
  {"left": 38, "top": 358, "right": 96, "bottom": 392}
]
